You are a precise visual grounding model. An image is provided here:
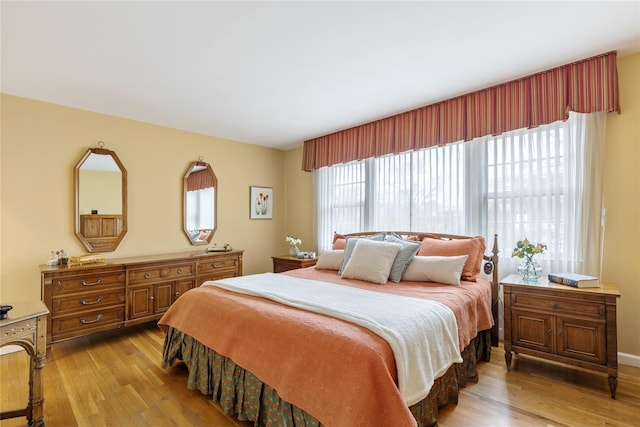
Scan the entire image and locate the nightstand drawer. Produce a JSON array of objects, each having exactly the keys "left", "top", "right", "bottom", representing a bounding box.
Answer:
[
  {"left": 512, "top": 292, "right": 605, "bottom": 318},
  {"left": 128, "top": 262, "right": 195, "bottom": 285},
  {"left": 272, "top": 255, "right": 318, "bottom": 273}
]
